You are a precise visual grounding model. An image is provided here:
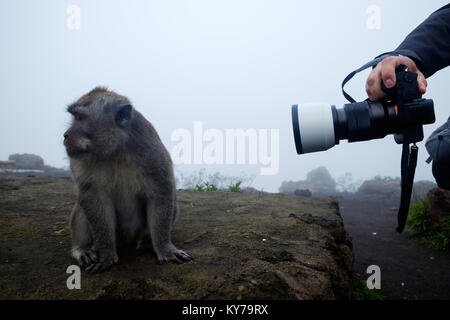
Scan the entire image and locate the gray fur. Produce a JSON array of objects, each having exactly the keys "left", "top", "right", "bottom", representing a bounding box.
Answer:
[{"left": 64, "top": 87, "right": 191, "bottom": 273}]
